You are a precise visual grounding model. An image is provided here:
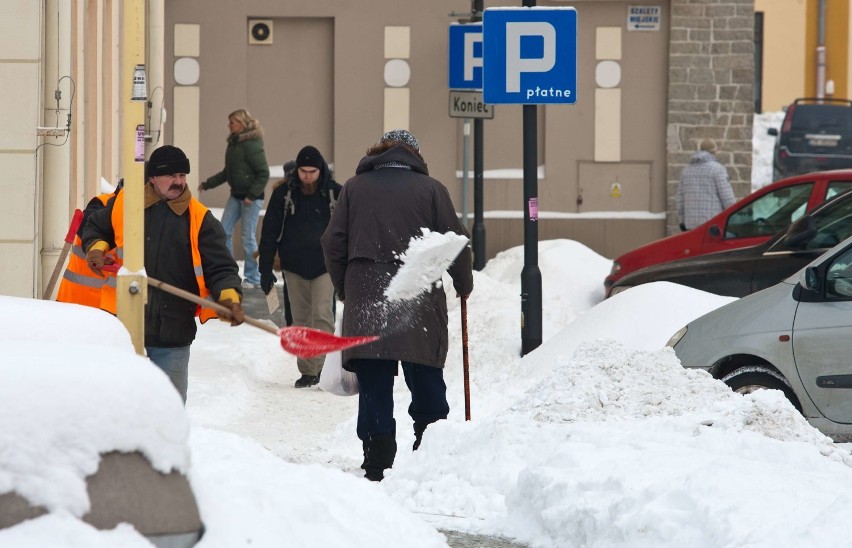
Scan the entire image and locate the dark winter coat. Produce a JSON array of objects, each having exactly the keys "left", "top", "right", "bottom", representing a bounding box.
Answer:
[
  {"left": 321, "top": 144, "right": 474, "bottom": 370},
  {"left": 82, "top": 184, "right": 242, "bottom": 347},
  {"left": 259, "top": 156, "right": 341, "bottom": 280},
  {"left": 203, "top": 127, "right": 270, "bottom": 201}
]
